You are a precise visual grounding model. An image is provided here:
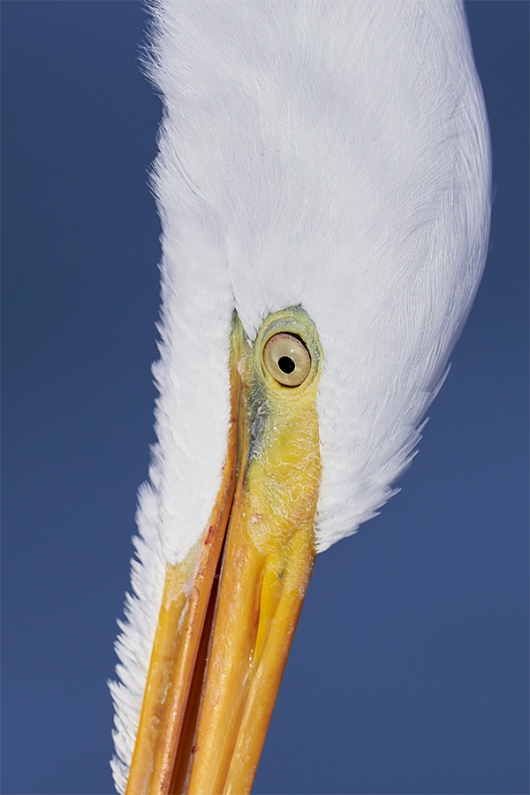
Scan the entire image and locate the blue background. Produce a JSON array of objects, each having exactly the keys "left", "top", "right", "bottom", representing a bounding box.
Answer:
[{"left": 2, "top": 3, "right": 528, "bottom": 794}]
